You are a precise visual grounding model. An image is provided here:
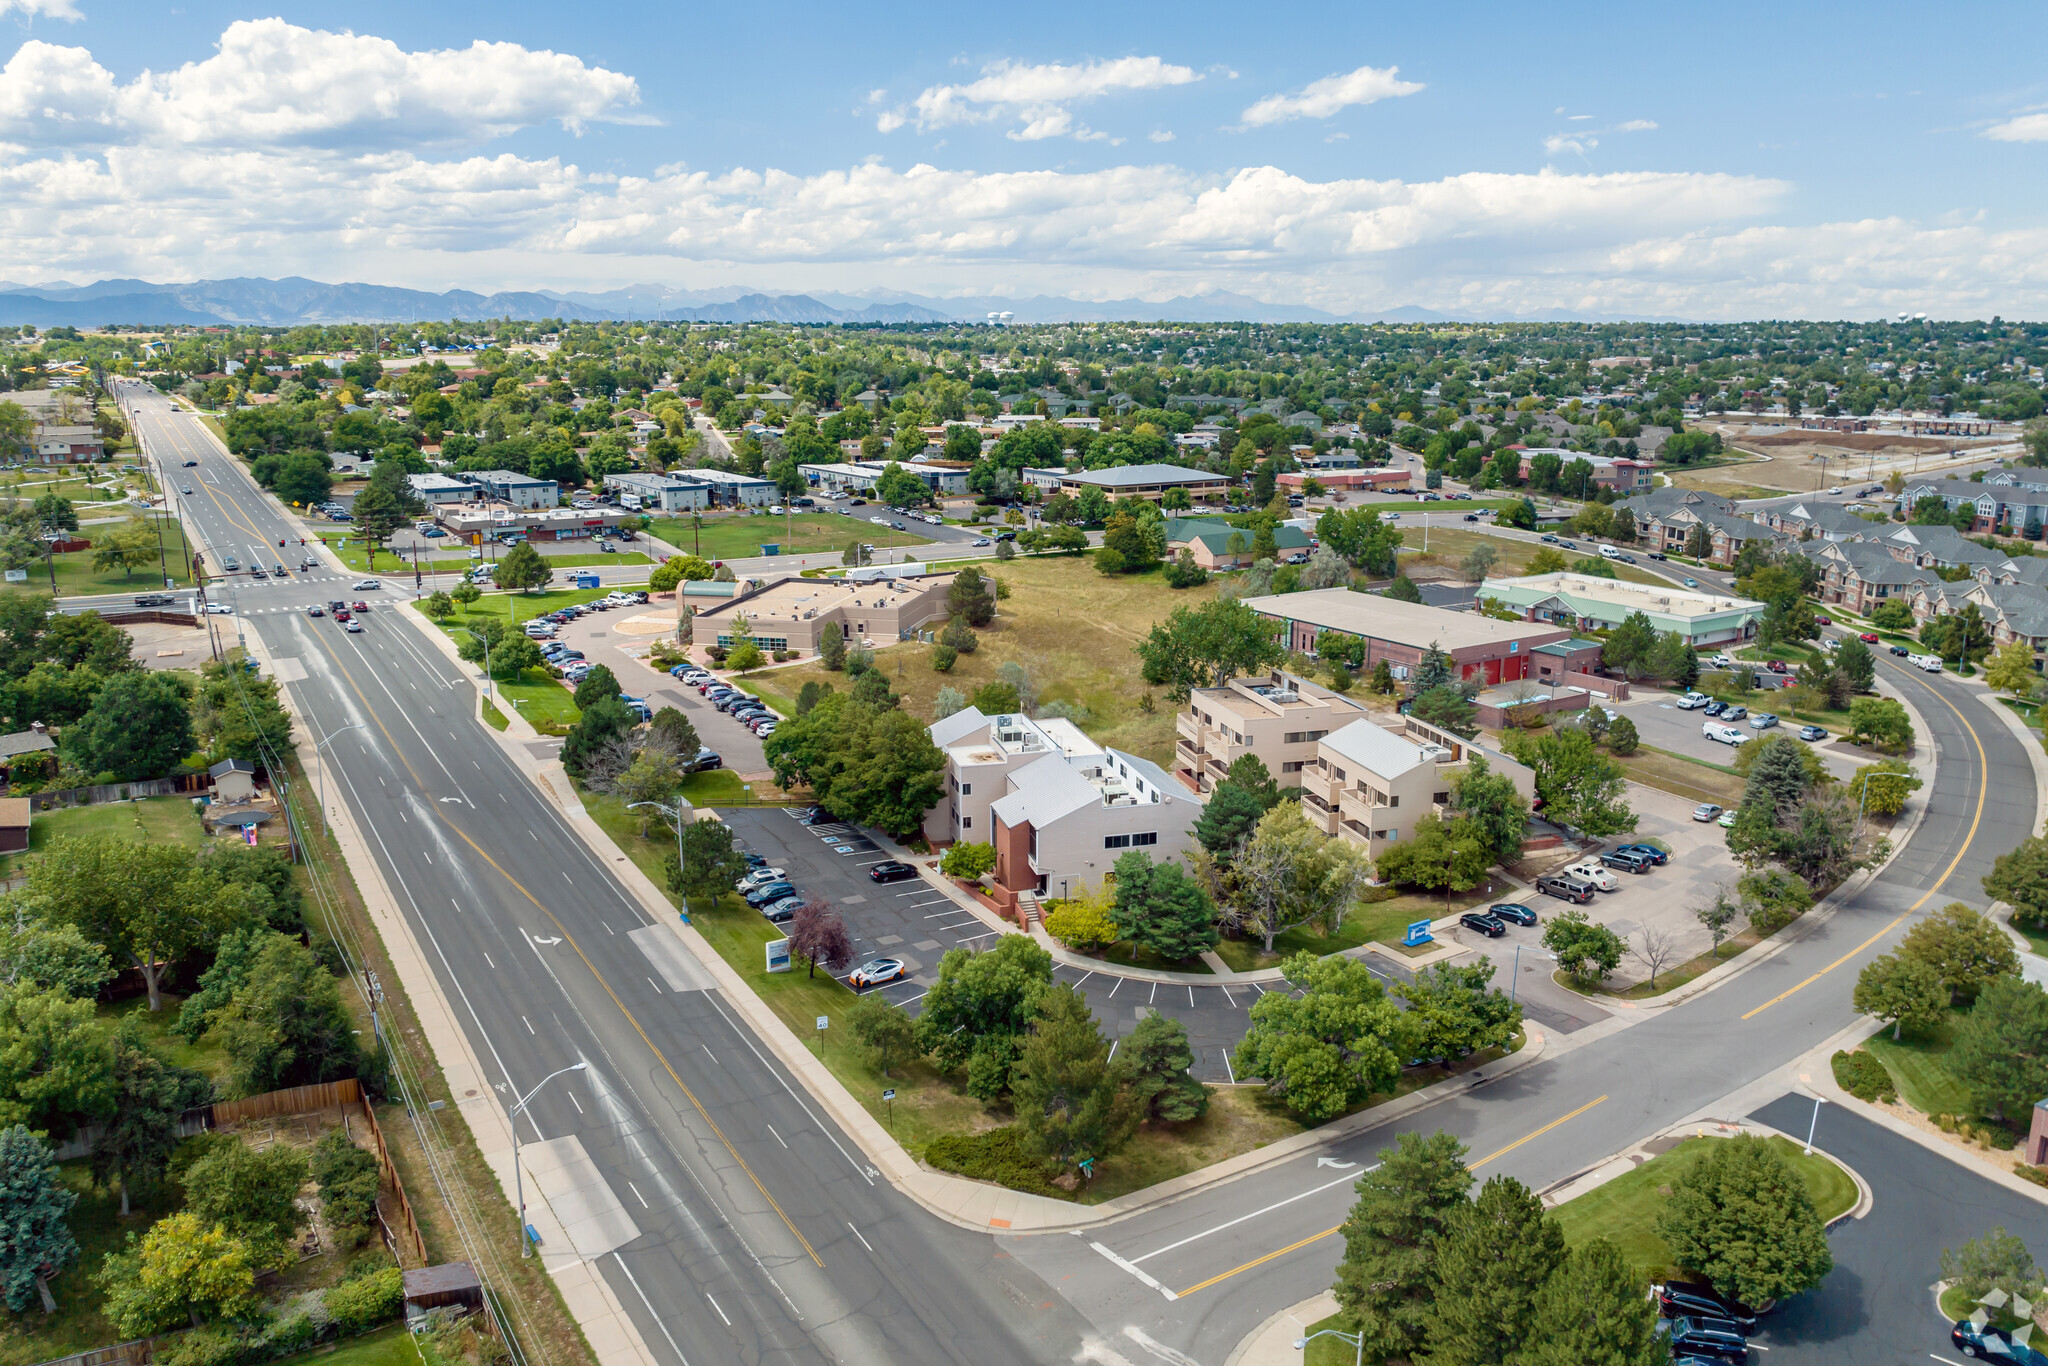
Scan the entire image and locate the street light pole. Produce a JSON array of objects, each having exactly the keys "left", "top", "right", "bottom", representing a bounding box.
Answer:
[
  {"left": 1805, "top": 1095, "right": 1825, "bottom": 1156},
  {"left": 313, "top": 722, "right": 366, "bottom": 837},
  {"left": 459, "top": 625, "right": 492, "bottom": 699},
  {"left": 510, "top": 1062, "right": 586, "bottom": 1257},
  {"left": 1294, "top": 1328, "right": 1364, "bottom": 1366},
  {"left": 629, "top": 798, "right": 695, "bottom": 921}
]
